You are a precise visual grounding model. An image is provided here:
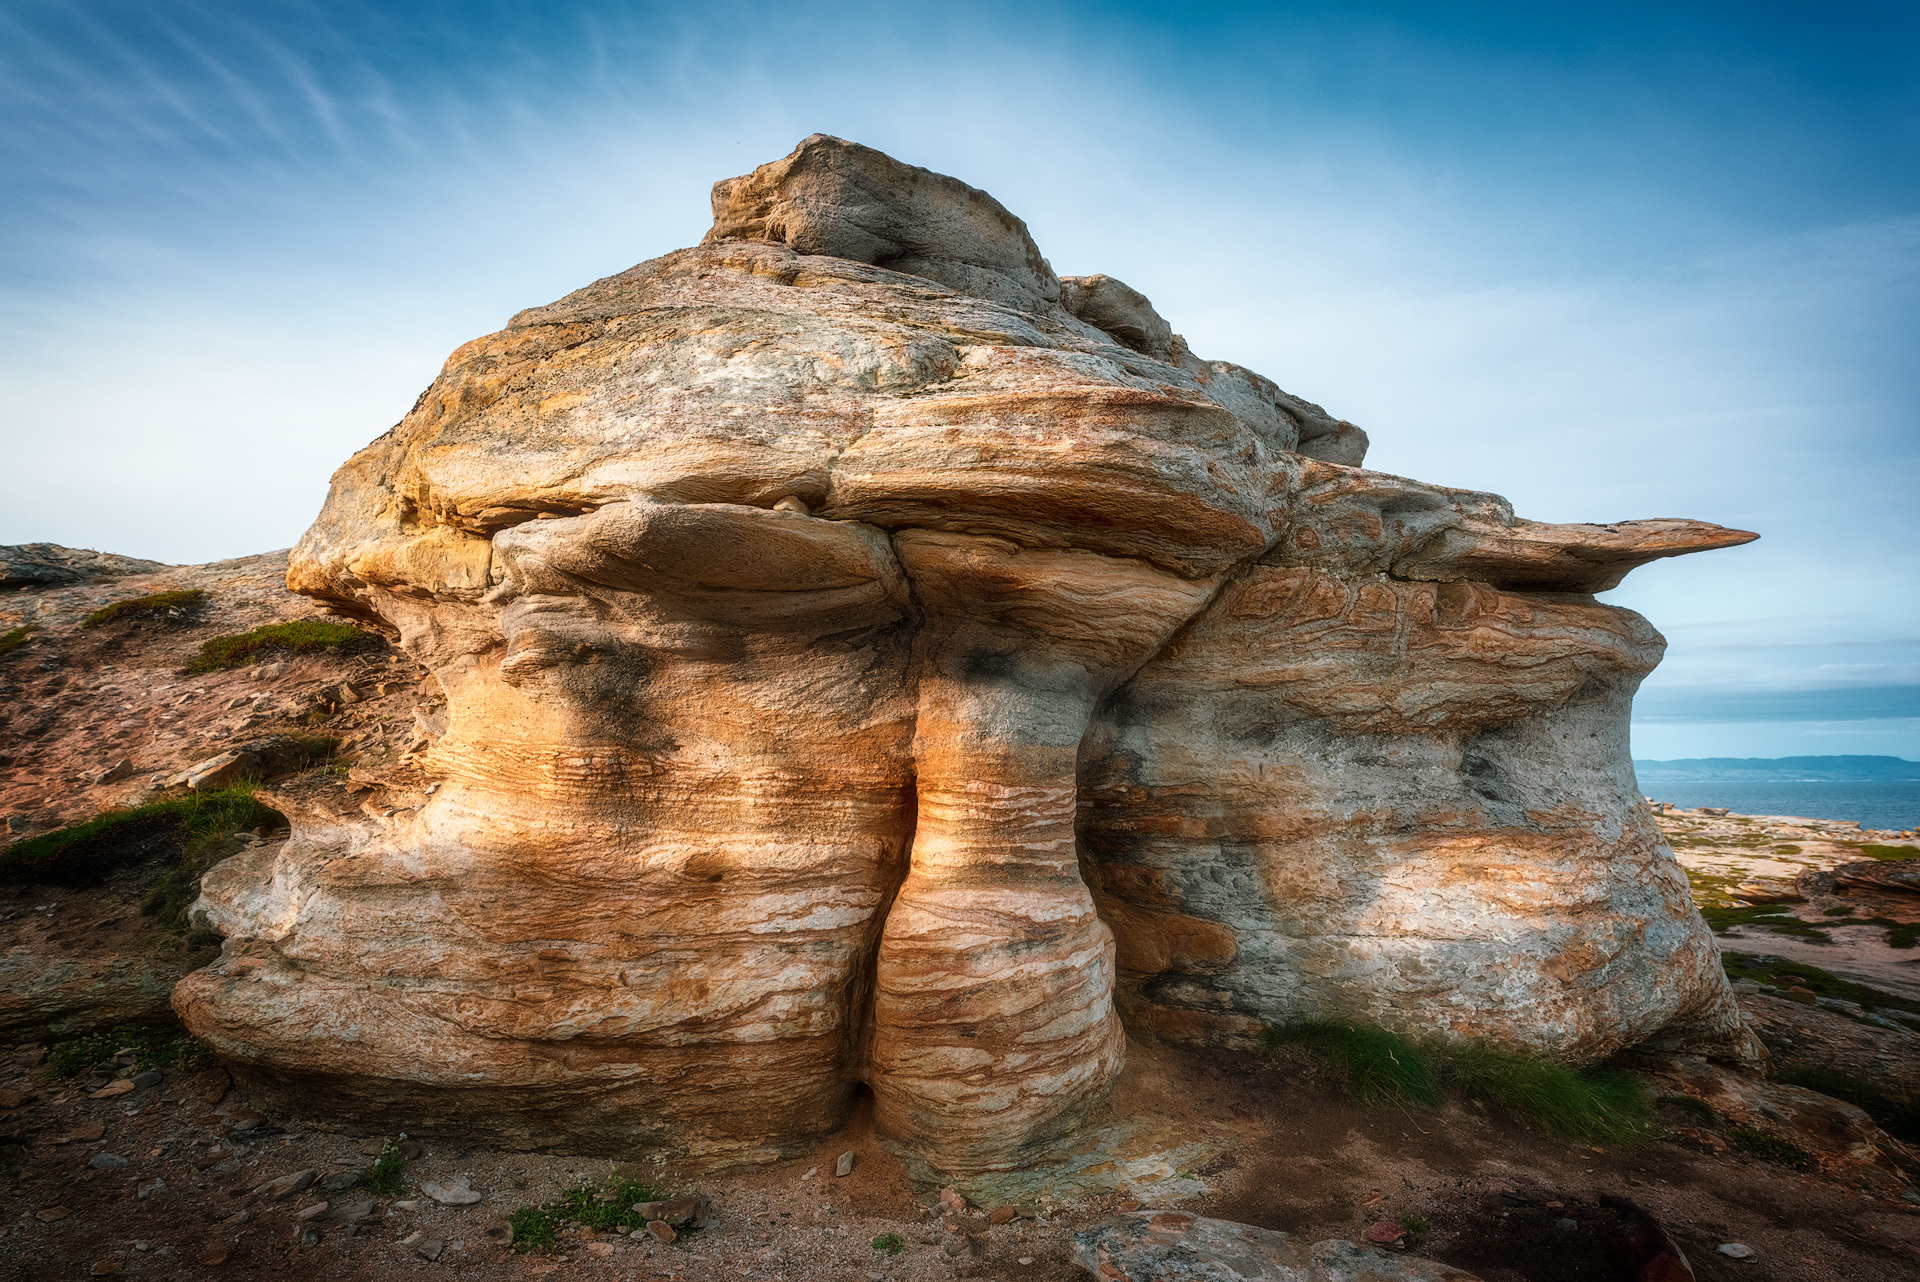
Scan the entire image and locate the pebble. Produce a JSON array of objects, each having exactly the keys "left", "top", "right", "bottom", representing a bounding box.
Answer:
[
  {"left": 413, "top": 1236, "right": 445, "bottom": 1261},
  {"left": 130, "top": 1070, "right": 162, "bottom": 1088},
  {"left": 988, "top": 1205, "right": 1022, "bottom": 1225},
  {"left": 586, "top": 1242, "right": 615, "bottom": 1257},
  {"left": 1718, "top": 1243, "right": 1756, "bottom": 1259},
  {"left": 88, "top": 1153, "right": 131, "bottom": 1169},
  {"left": 318, "top": 1171, "right": 361, "bottom": 1192},
  {"left": 1363, "top": 1220, "right": 1406, "bottom": 1244},
  {"left": 1018, "top": 1258, "right": 1034, "bottom": 1266},
  {"left": 89, "top": 1261, "right": 122, "bottom": 1276},
  {"left": 89, "top": 1080, "right": 135, "bottom": 1099},
  {"left": 1557, "top": 1218, "right": 1579, "bottom": 1231},
  {"left": 647, "top": 1220, "right": 677, "bottom": 1245},
  {"left": 835, "top": 1150, "right": 856, "bottom": 1177},
  {"left": 221, "top": 1211, "right": 249, "bottom": 1226},
  {"left": 197, "top": 1246, "right": 232, "bottom": 1266},
  {"left": 253, "top": 1168, "right": 317, "bottom": 1200},
  {"left": 296, "top": 1201, "right": 330, "bottom": 1221},
  {"left": 137, "top": 1178, "right": 167, "bottom": 1200},
  {"left": 422, "top": 1178, "right": 482, "bottom": 1206},
  {"left": 391, "top": 1199, "right": 425, "bottom": 1211},
  {"left": 297, "top": 1225, "right": 323, "bottom": 1247},
  {"left": 801, "top": 1166, "right": 819, "bottom": 1181}
]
